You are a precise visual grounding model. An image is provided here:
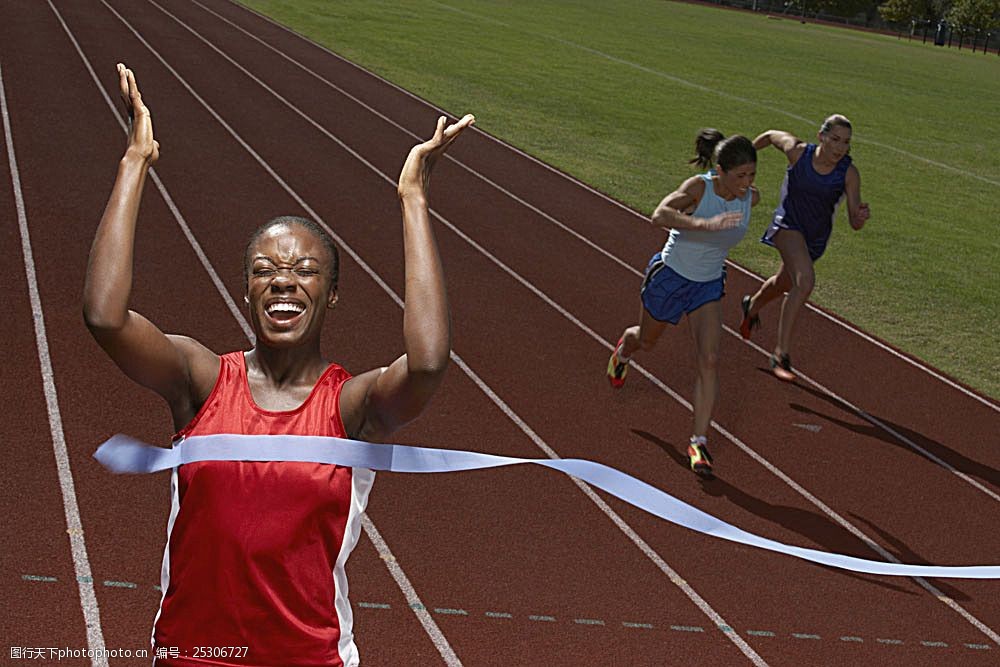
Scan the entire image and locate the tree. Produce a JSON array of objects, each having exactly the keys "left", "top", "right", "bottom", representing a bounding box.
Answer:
[
  {"left": 824, "top": 0, "right": 877, "bottom": 16},
  {"left": 786, "top": 0, "right": 878, "bottom": 18},
  {"left": 878, "top": 0, "right": 951, "bottom": 22},
  {"left": 947, "top": 0, "right": 1000, "bottom": 29}
]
